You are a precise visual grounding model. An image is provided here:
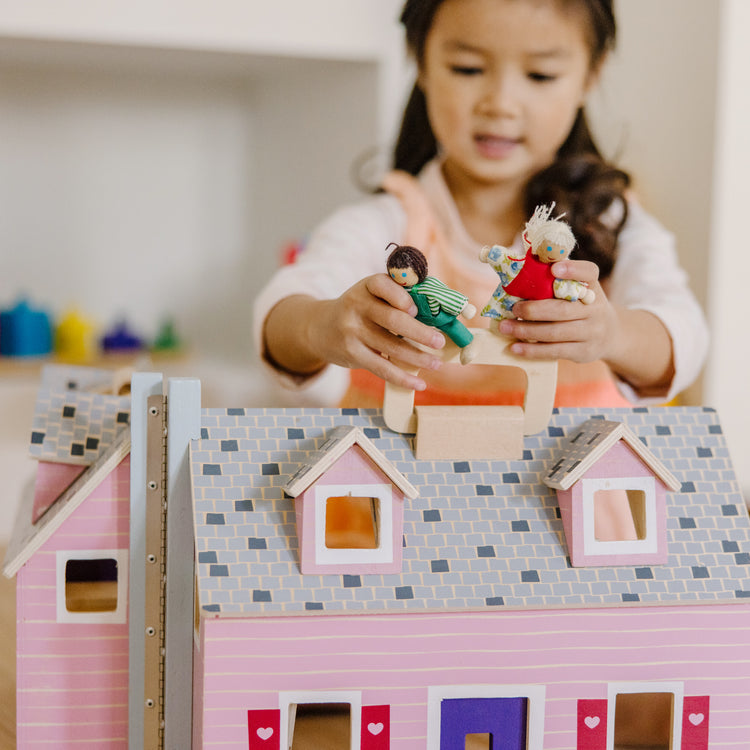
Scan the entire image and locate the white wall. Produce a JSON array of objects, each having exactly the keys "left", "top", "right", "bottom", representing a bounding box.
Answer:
[
  {"left": 705, "top": 0, "right": 750, "bottom": 501},
  {"left": 0, "top": 53, "right": 381, "bottom": 361},
  {"left": 589, "top": 0, "right": 719, "bottom": 407},
  {"left": 590, "top": 0, "right": 747, "bottom": 501},
  {"left": 0, "top": 2, "right": 405, "bottom": 543}
]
